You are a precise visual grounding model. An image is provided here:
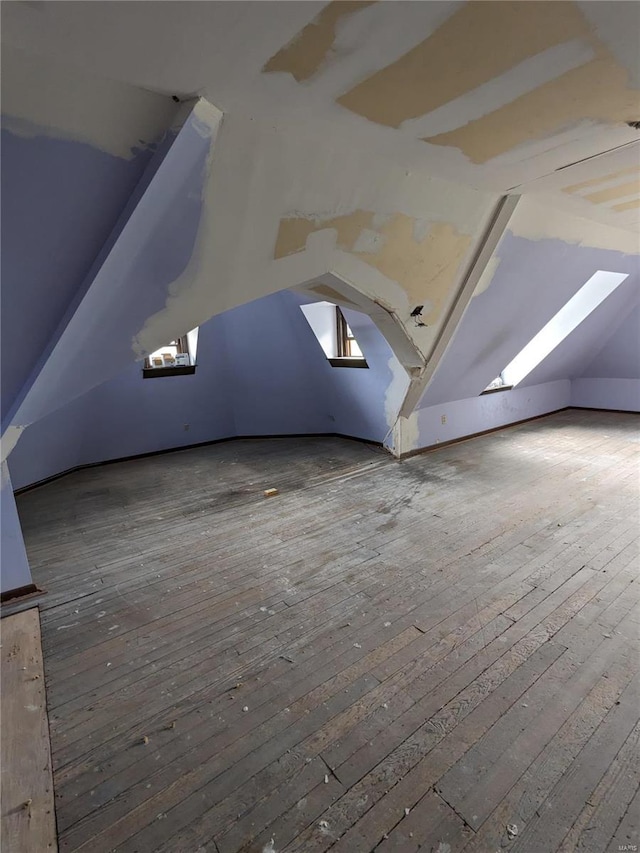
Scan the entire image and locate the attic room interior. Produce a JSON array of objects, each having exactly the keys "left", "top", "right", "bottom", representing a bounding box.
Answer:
[{"left": 1, "top": 1, "right": 639, "bottom": 851}]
